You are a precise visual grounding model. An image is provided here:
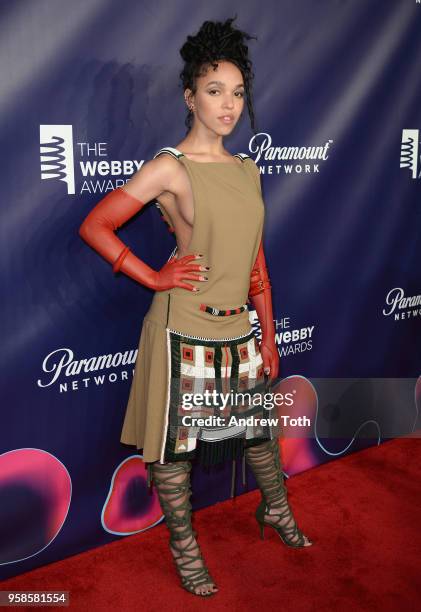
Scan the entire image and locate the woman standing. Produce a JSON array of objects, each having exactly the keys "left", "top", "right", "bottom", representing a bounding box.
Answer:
[{"left": 79, "top": 16, "right": 312, "bottom": 598}]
